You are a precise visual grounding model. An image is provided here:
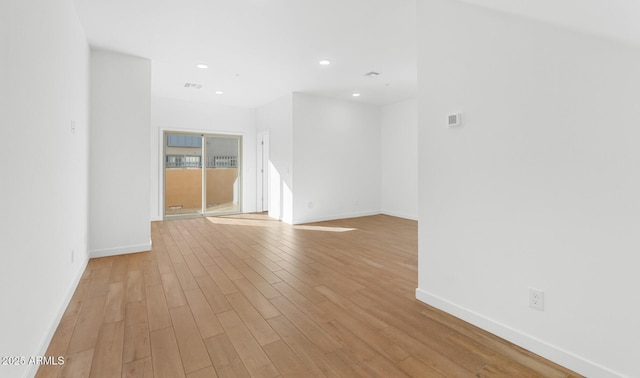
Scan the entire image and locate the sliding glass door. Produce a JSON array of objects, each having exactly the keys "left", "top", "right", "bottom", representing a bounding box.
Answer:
[
  {"left": 164, "top": 132, "right": 242, "bottom": 218},
  {"left": 165, "top": 133, "right": 203, "bottom": 216},
  {"left": 205, "top": 135, "right": 241, "bottom": 214}
]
